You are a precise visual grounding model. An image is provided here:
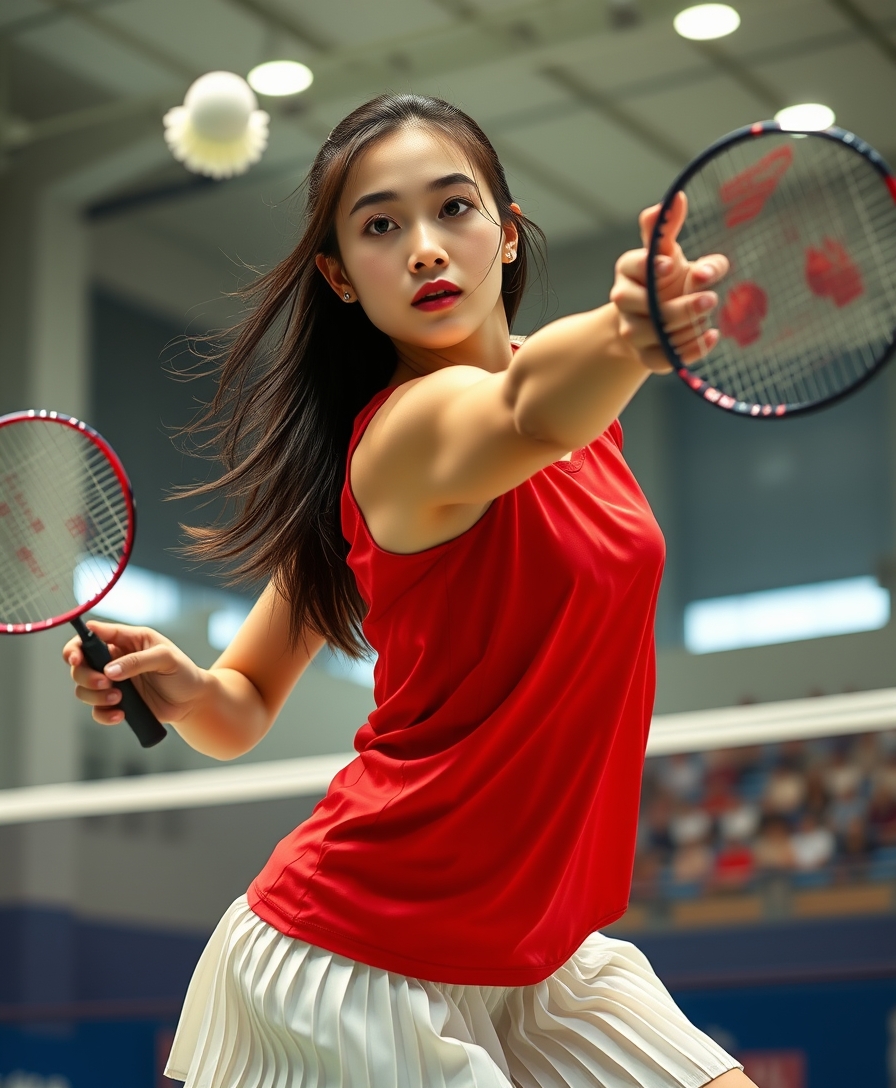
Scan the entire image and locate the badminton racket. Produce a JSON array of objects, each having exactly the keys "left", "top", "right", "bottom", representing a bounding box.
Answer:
[
  {"left": 0, "top": 410, "right": 167, "bottom": 748},
  {"left": 647, "top": 120, "right": 896, "bottom": 417}
]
